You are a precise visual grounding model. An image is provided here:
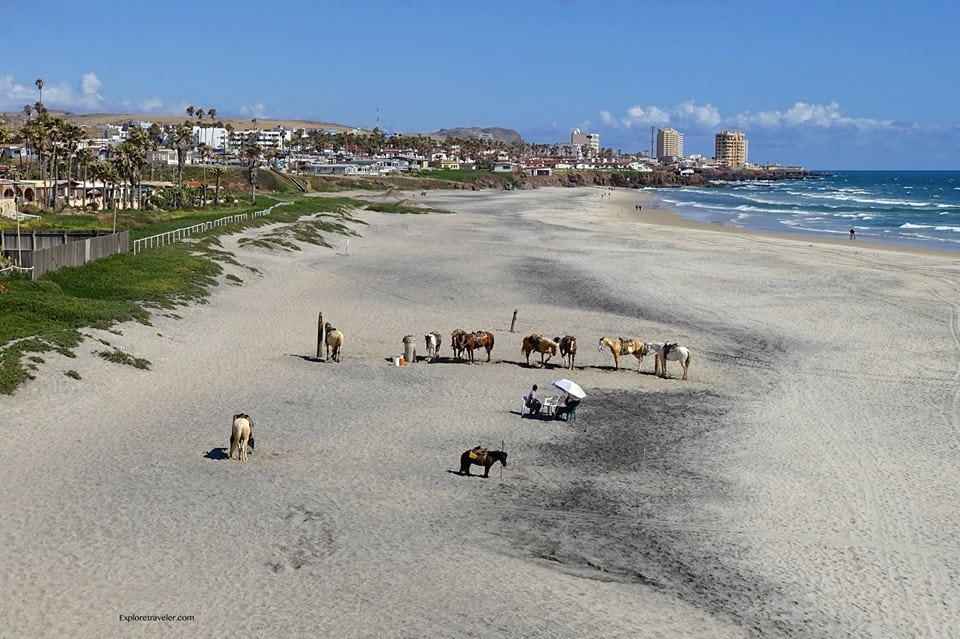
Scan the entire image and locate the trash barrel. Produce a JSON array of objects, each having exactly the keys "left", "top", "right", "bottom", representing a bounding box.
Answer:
[{"left": 402, "top": 335, "right": 417, "bottom": 364}]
